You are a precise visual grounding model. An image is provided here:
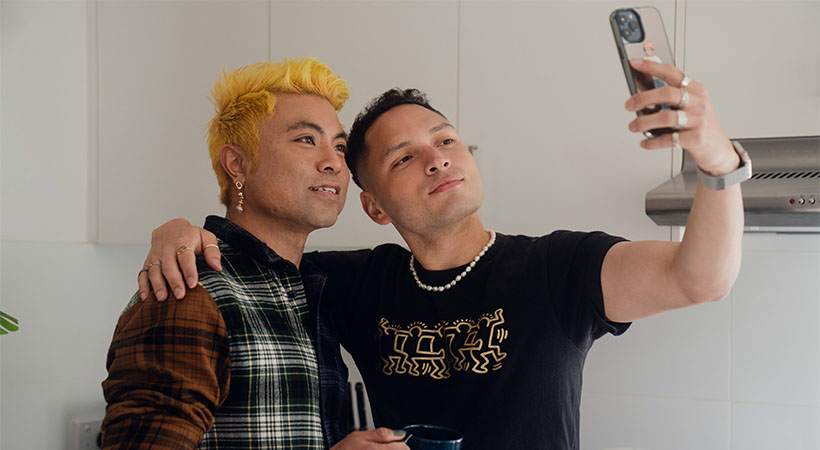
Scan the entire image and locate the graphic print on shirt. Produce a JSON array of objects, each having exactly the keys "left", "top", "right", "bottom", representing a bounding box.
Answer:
[{"left": 377, "top": 308, "right": 509, "bottom": 379}]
